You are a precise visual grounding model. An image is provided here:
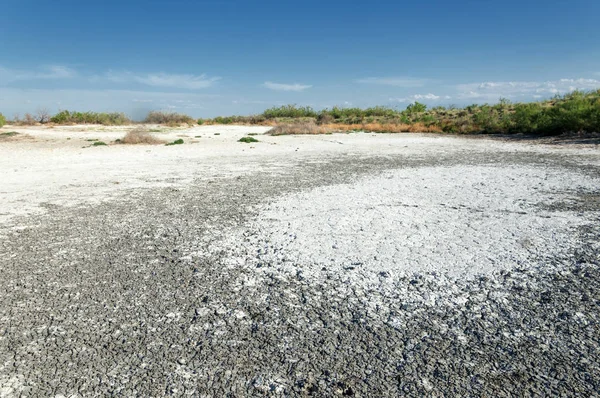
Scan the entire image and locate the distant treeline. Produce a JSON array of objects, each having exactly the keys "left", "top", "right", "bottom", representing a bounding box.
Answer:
[{"left": 1, "top": 90, "right": 598, "bottom": 135}]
